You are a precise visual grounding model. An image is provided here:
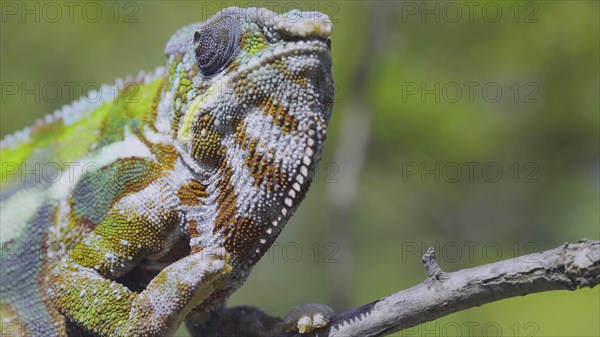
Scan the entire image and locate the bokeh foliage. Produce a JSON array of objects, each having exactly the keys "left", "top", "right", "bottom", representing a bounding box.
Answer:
[{"left": 1, "top": 1, "right": 598, "bottom": 336}]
